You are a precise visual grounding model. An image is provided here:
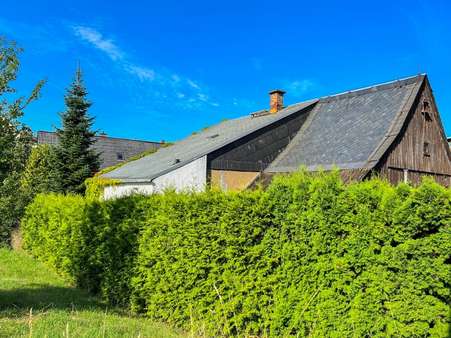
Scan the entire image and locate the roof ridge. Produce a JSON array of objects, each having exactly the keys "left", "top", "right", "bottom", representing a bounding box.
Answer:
[{"left": 318, "top": 74, "right": 425, "bottom": 102}]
